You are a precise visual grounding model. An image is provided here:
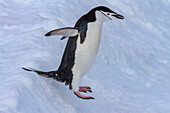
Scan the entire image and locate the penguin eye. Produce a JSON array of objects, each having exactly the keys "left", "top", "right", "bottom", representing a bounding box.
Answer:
[{"left": 107, "top": 13, "right": 110, "bottom": 15}]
